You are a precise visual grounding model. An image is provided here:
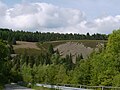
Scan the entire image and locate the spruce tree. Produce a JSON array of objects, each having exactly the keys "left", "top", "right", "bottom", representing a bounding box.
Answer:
[{"left": 48, "top": 44, "right": 54, "bottom": 54}]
